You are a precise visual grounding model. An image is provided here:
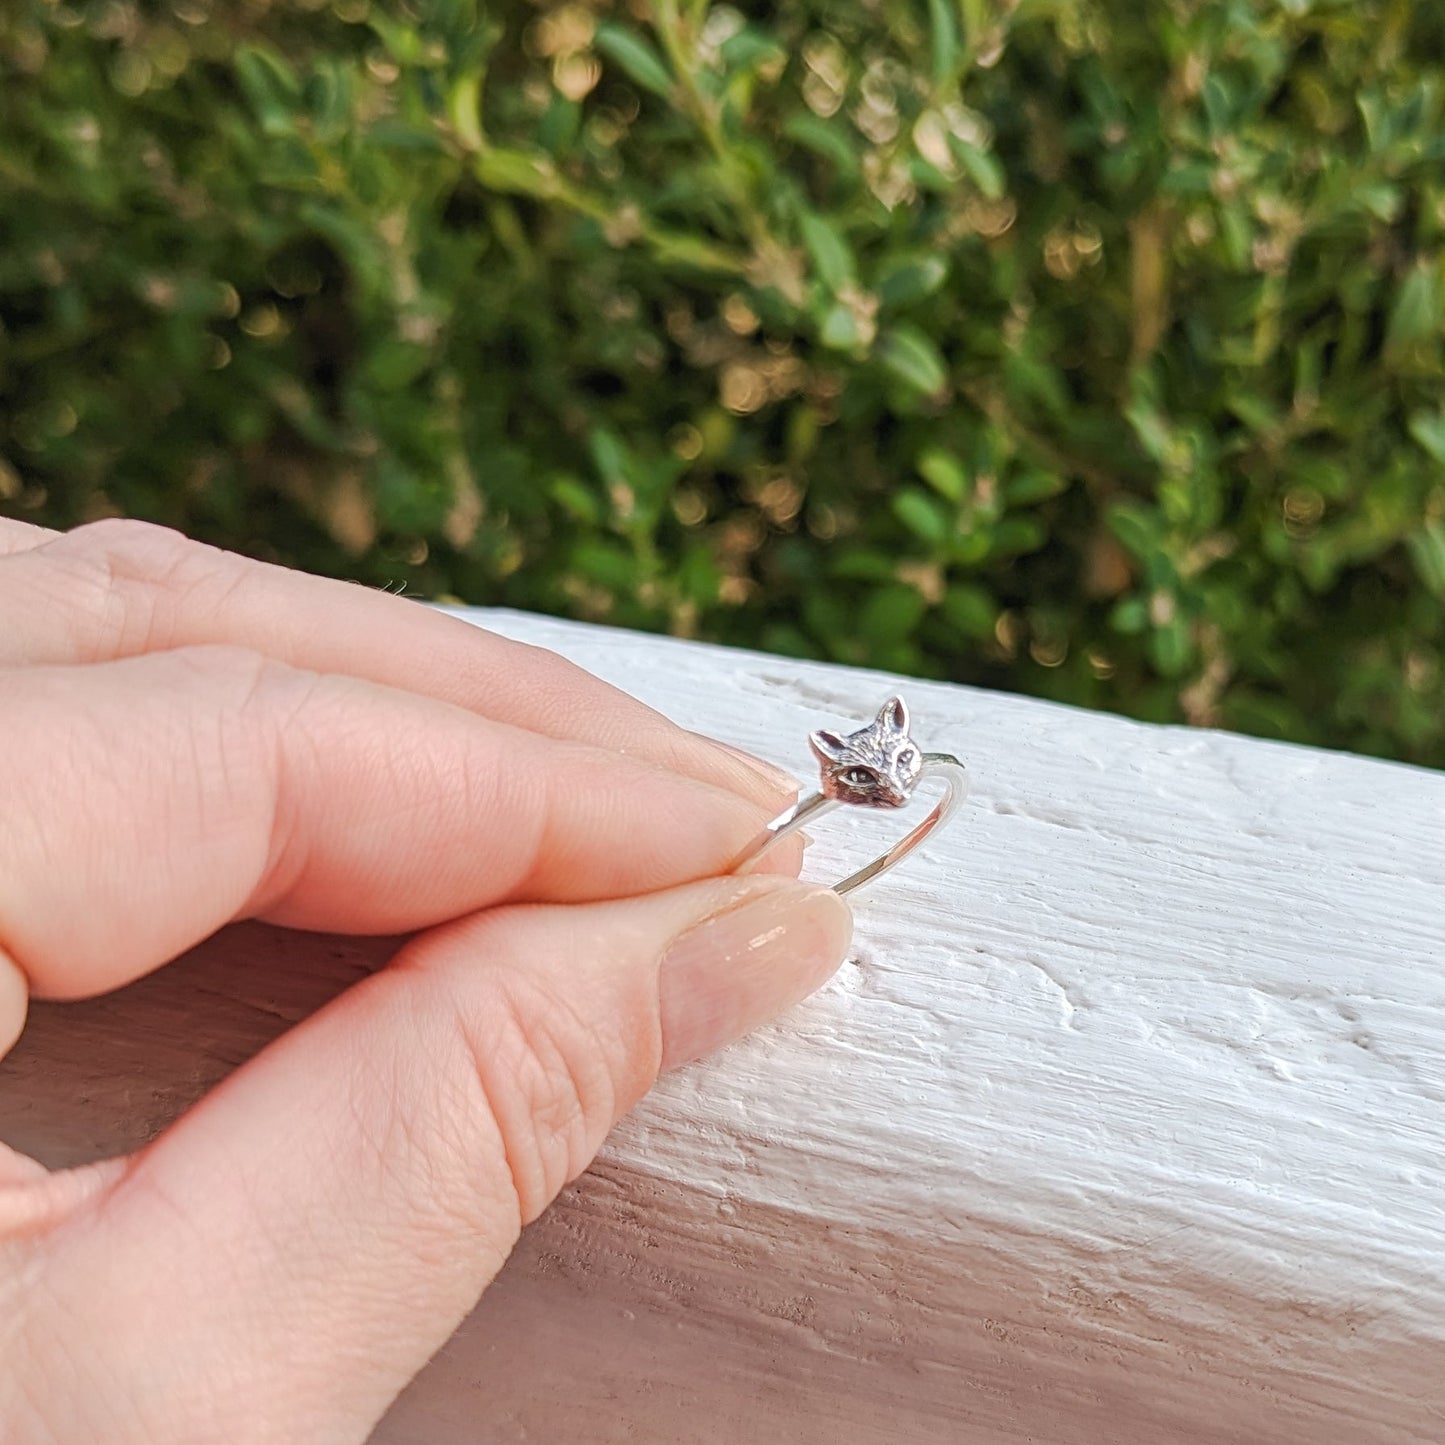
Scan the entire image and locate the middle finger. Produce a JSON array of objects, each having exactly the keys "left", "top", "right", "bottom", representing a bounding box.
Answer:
[{"left": 0, "top": 646, "right": 786, "bottom": 1001}]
